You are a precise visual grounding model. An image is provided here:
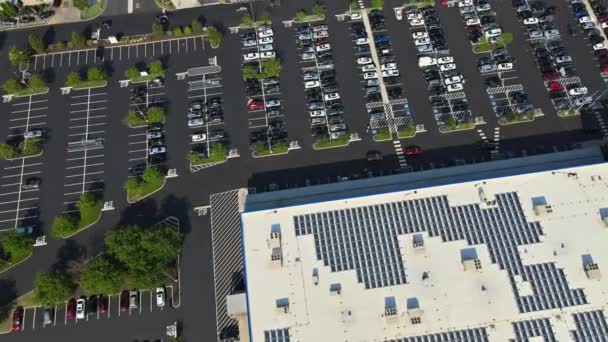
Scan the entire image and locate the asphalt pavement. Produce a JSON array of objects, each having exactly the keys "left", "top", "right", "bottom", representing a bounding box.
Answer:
[{"left": 0, "top": 1, "right": 607, "bottom": 341}]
